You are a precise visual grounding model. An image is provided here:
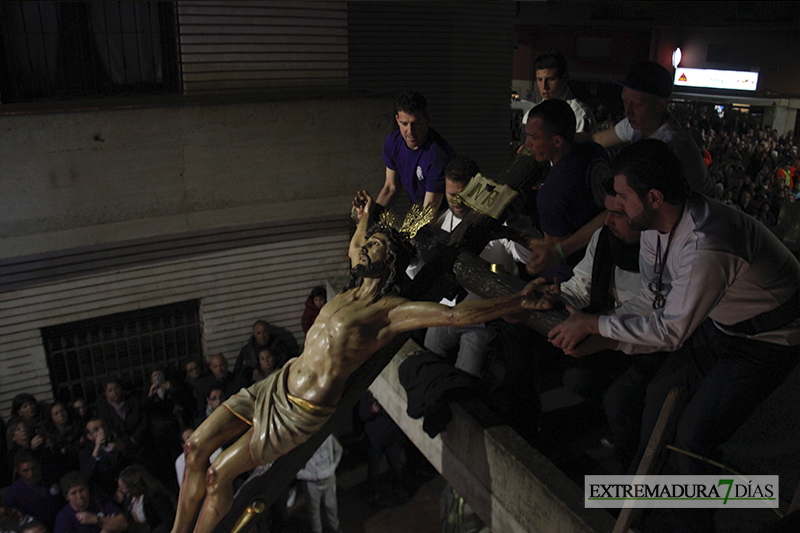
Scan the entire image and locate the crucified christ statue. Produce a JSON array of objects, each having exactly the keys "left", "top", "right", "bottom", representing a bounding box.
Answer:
[{"left": 172, "top": 190, "right": 552, "bottom": 533}]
